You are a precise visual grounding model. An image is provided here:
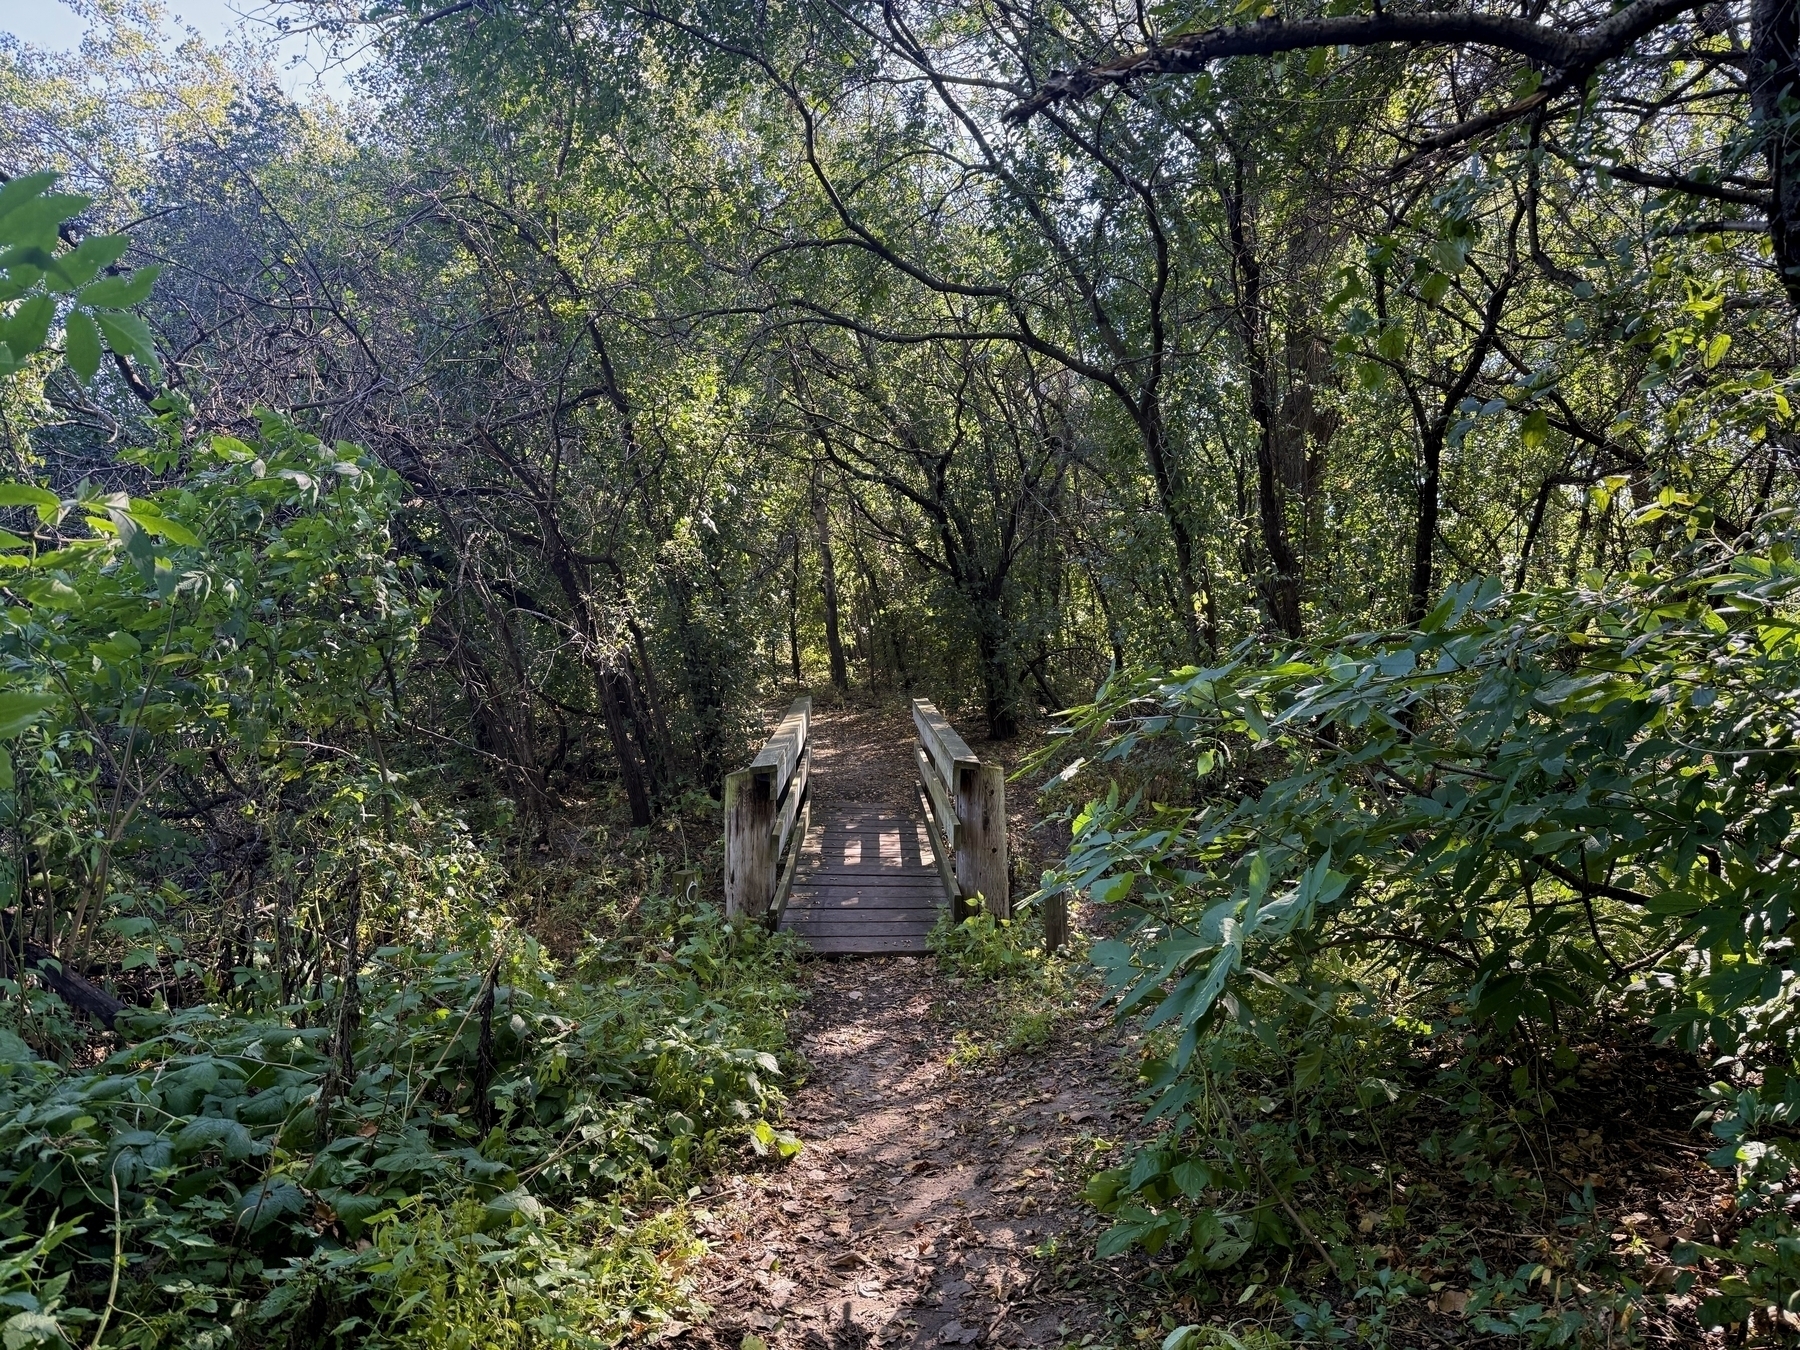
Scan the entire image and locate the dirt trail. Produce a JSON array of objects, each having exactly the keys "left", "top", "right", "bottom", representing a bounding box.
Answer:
[{"left": 681, "top": 701, "right": 1156, "bottom": 1350}]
